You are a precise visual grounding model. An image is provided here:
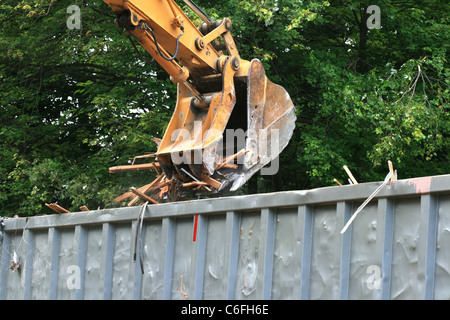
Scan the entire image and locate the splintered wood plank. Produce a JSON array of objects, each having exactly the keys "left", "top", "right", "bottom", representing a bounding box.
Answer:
[
  {"left": 114, "top": 174, "right": 165, "bottom": 204},
  {"left": 199, "top": 174, "right": 221, "bottom": 190},
  {"left": 219, "top": 164, "right": 238, "bottom": 169},
  {"left": 343, "top": 165, "right": 358, "bottom": 185},
  {"left": 109, "top": 162, "right": 160, "bottom": 173},
  {"left": 182, "top": 181, "right": 208, "bottom": 188},
  {"left": 129, "top": 187, "right": 159, "bottom": 205},
  {"left": 45, "top": 203, "right": 70, "bottom": 214},
  {"left": 114, "top": 182, "right": 154, "bottom": 203},
  {"left": 216, "top": 149, "right": 249, "bottom": 169},
  {"left": 152, "top": 137, "right": 161, "bottom": 146},
  {"left": 141, "top": 174, "right": 166, "bottom": 193},
  {"left": 130, "top": 153, "right": 156, "bottom": 165},
  {"left": 127, "top": 174, "right": 166, "bottom": 206},
  {"left": 79, "top": 206, "right": 90, "bottom": 211}
]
